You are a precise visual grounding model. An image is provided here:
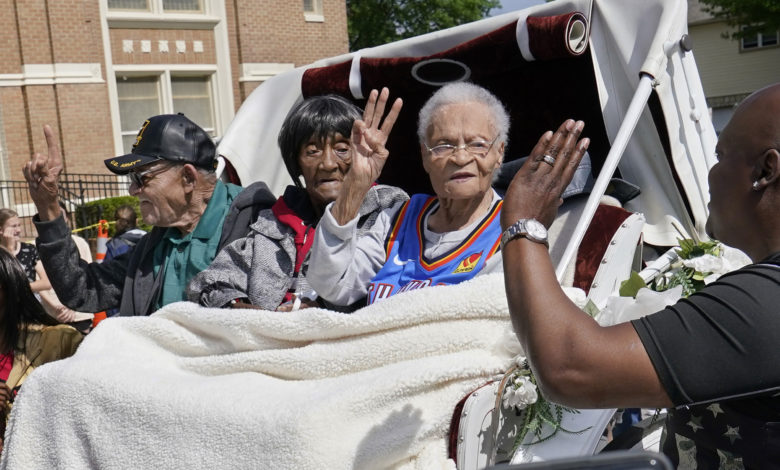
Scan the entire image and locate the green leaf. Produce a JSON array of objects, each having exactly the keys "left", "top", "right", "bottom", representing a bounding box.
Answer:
[
  {"left": 619, "top": 271, "right": 647, "bottom": 298},
  {"left": 582, "top": 300, "right": 600, "bottom": 318}
]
